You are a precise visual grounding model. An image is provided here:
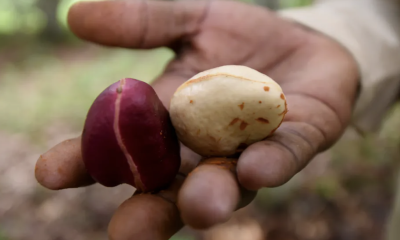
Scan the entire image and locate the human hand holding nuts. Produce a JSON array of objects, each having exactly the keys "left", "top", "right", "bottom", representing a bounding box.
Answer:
[{"left": 34, "top": 1, "right": 360, "bottom": 239}]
